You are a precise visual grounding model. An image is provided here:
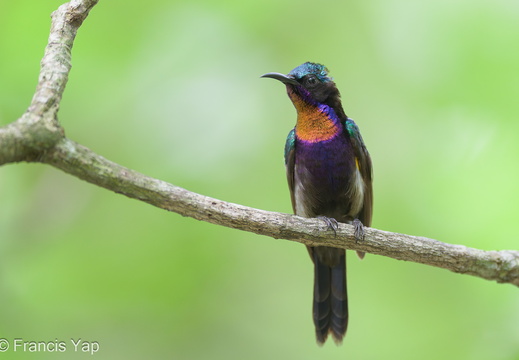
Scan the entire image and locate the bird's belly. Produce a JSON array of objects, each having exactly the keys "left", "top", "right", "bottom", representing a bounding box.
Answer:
[{"left": 293, "top": 140, "right": 364, "bottom": 222}]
